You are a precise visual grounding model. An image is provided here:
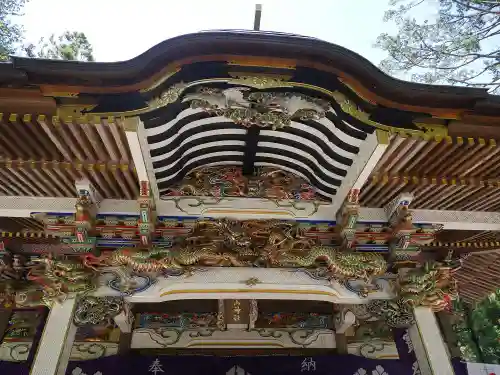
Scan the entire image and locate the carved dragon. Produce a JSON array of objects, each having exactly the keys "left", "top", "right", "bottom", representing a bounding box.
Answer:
[
  {"left": 277, "top": 246, "right": 387, "bottom": 283},
  {"left": 25, "top": 256, "right": 97, "bottom": 306},
  {"left": 397, "top": 261, "right": 458, "bottom": 312}
]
